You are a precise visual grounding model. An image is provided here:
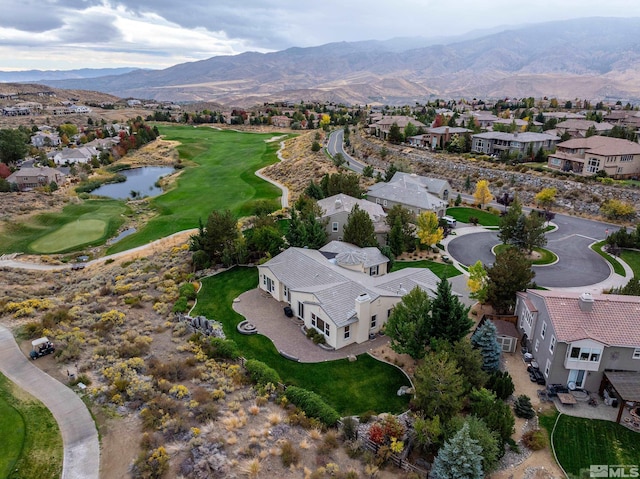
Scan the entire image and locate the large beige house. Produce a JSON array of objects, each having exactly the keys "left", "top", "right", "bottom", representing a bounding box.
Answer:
[
  {"left": 547, "top": 136, "right": 640, "bottom": 178},
  {"left": 367, "top": 172, "right": 450, "bottom": 217},
  {"left": 258, "top": 243, "right": 441, "bottom": 350},
  {"left": 6, "top": 167, "right": 66, "bottom": 190}
]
